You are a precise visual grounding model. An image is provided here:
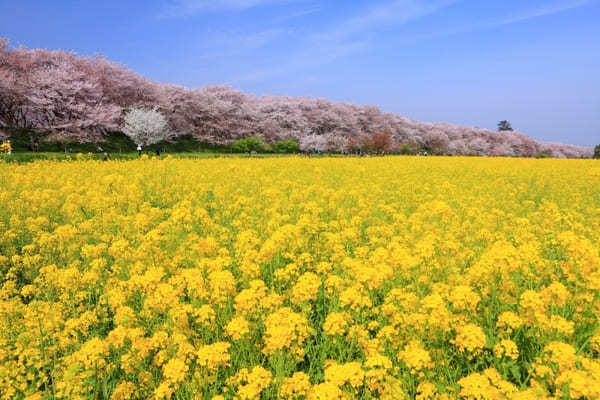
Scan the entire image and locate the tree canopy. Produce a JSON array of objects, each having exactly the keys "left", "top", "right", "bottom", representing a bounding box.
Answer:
[
  {"left": 0, "top": 38, "right": 593, "bottom": 158},
  {"left": 497, "top": 120, "right": 514, "bottom": 132},
  {"left": 121, "top": 107, "right": 170, "bottom": 147}
]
